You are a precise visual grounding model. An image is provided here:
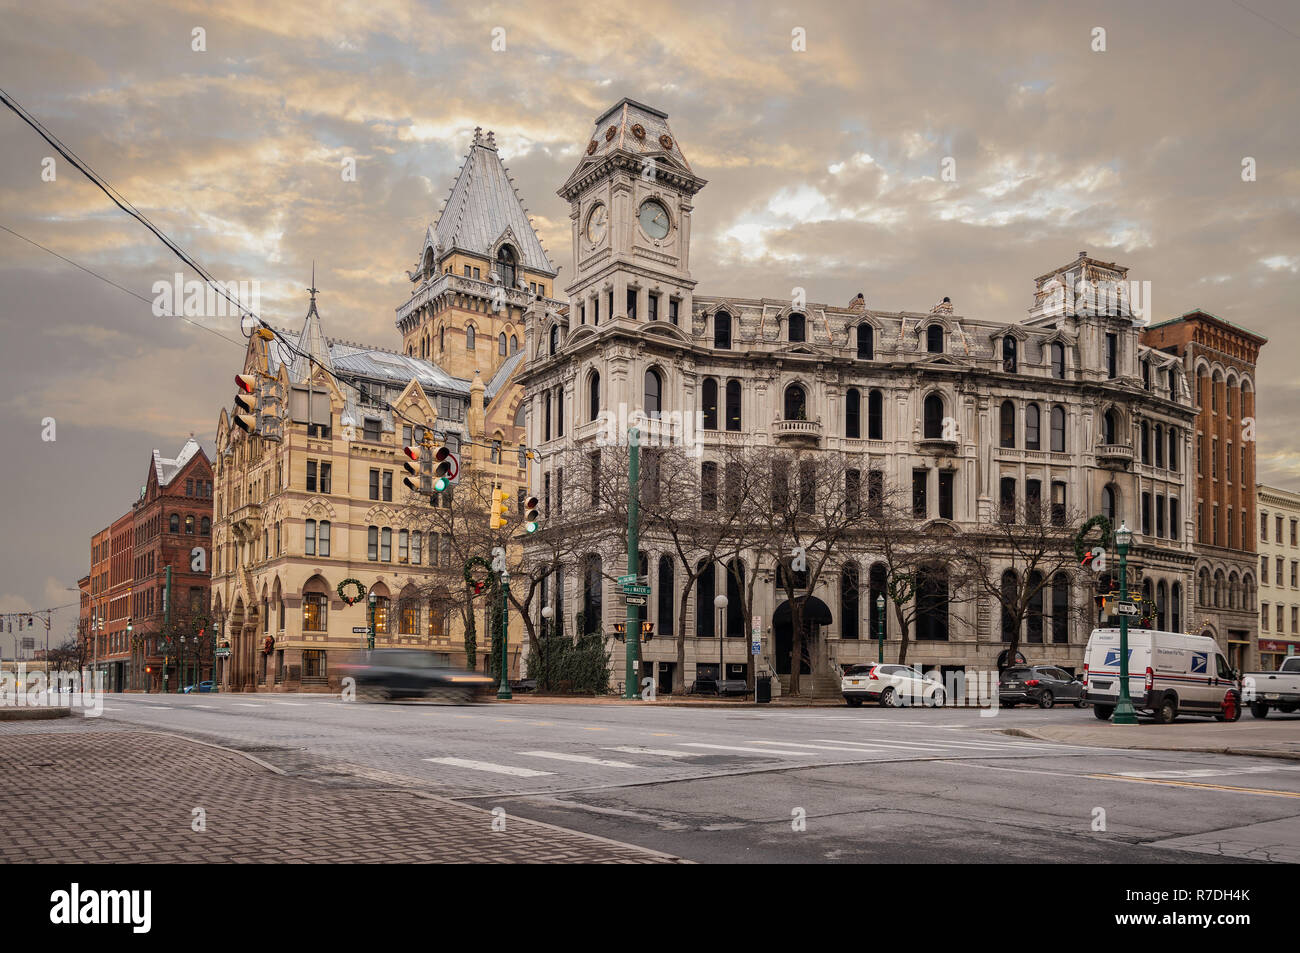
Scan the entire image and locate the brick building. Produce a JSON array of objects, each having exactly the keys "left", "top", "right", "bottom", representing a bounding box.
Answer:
[
  {"left": 1257, "top": 482, "right": 1300, "bottom": 670},
  {"left": 1142, "top": 310, "right": 1268, "bottom": 671},
  {"left": 129, "top": 438, "right": 215, "bottom": 691}
]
